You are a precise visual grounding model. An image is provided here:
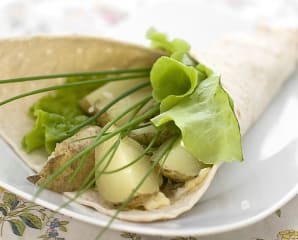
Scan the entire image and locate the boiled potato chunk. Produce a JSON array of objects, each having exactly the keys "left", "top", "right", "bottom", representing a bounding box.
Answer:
[
  {"left": 154, "top": 138, "right": 206, "bottom": 182},
  {"left": 80, "top": 79, "right": 154, "bottom": 126},
  {"left": 95, "top": 135, "right": 160, "bottom": 205},
  {"left": 28, "top": 126, "right": 101, "bottom": 192}
]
